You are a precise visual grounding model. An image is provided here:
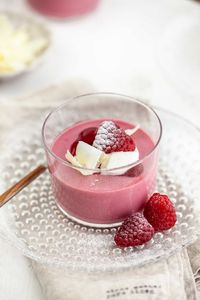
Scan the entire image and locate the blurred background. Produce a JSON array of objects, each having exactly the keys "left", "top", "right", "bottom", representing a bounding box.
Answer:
[{"left": 0, "top": 0, "right": 200, "bottom": 124}]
